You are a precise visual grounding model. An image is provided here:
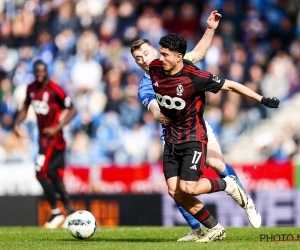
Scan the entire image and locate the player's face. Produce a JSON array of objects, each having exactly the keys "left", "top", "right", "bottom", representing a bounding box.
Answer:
[
  {"left": 132, "top": 43, "right": 157, "bottom": 72},
  {"left": 159, "top": 47, "right": 181, "bottom": 74},
  {"left": 34, "top": 64, "right": 48, "bottom": 84}
]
